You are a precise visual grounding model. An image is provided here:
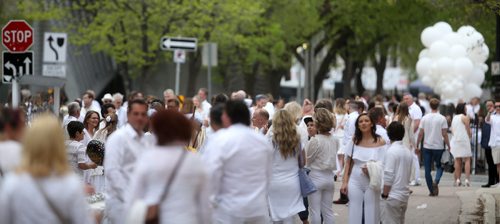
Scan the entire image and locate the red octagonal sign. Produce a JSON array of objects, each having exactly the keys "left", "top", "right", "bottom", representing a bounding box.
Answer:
[{"left": 2, "top": 20, "right": 33, "bottom": 52}]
